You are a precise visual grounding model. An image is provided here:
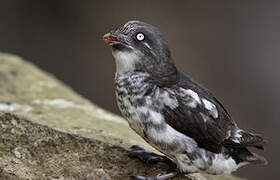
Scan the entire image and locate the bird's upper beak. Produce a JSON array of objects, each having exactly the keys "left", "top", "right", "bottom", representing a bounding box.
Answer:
[{"left": 103, "top": 32, "right": 121, "bottom": 45}]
